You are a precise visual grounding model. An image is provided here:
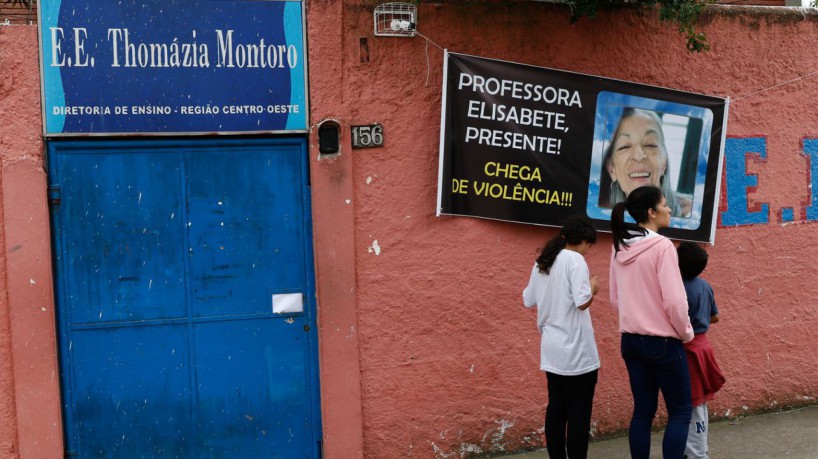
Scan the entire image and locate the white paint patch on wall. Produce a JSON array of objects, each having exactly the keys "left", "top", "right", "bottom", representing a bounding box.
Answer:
[
  {"left": 487, "top": 418, "right": 514, "bottom": 451},
  {"left": 431, "top": 440, "right": 483, "bottom": 458},
  {"left": 432, "top": 417, "right": 518, "bottom": 457},
  {"left": 368, "top": 240, "right": 381, "bottom": 255}
]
